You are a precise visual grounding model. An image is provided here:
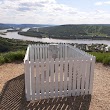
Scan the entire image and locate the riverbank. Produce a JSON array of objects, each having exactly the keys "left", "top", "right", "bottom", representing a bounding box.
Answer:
[
  {"left": 1, "top": 32, "right": 110, "bottom": 45},
  {"left": 0, "top": 63, "right": 110, "bottom": 110}
]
